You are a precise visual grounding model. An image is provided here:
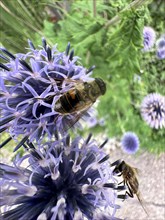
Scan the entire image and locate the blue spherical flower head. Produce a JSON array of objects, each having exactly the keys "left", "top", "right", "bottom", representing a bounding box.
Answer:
[
  {"left": 0, "top": 134, "right": 123, "bottom": 220},
  {"left": 141, "top": 93, "right": 165, "bottom": 129},
  {"left": 121, "top": 132, "right": 139, "bottom": 154},
  {"left": 156, "top": 34, "right": 165, "bottom": 59},
  {"left": 156, "top": 34, "right": 165, "bottom": 49},
  {"left": 0, "top": 39, "right": 105, "bottom": 150},
  {"left": 156, "top": 49, "right": 165, "bottom": 59},
  {"left": 143, "top": 26, "right": 156, "bottom": 51}
]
